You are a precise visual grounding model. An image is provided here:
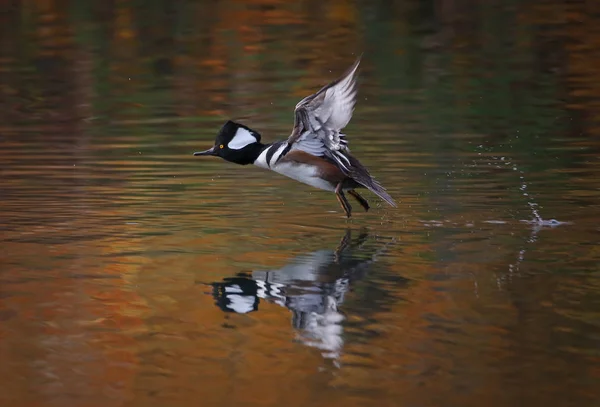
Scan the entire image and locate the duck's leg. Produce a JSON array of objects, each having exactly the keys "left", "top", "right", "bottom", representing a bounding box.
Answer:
[
  {"left": 348, "top": 190, "right": 370, "bottom": 212},
  {"left": 335, "top": 183, "right": 353, "bottom": 218},
  {"left": 334, "top": 229, "right": 352, "bottom": 262}
]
